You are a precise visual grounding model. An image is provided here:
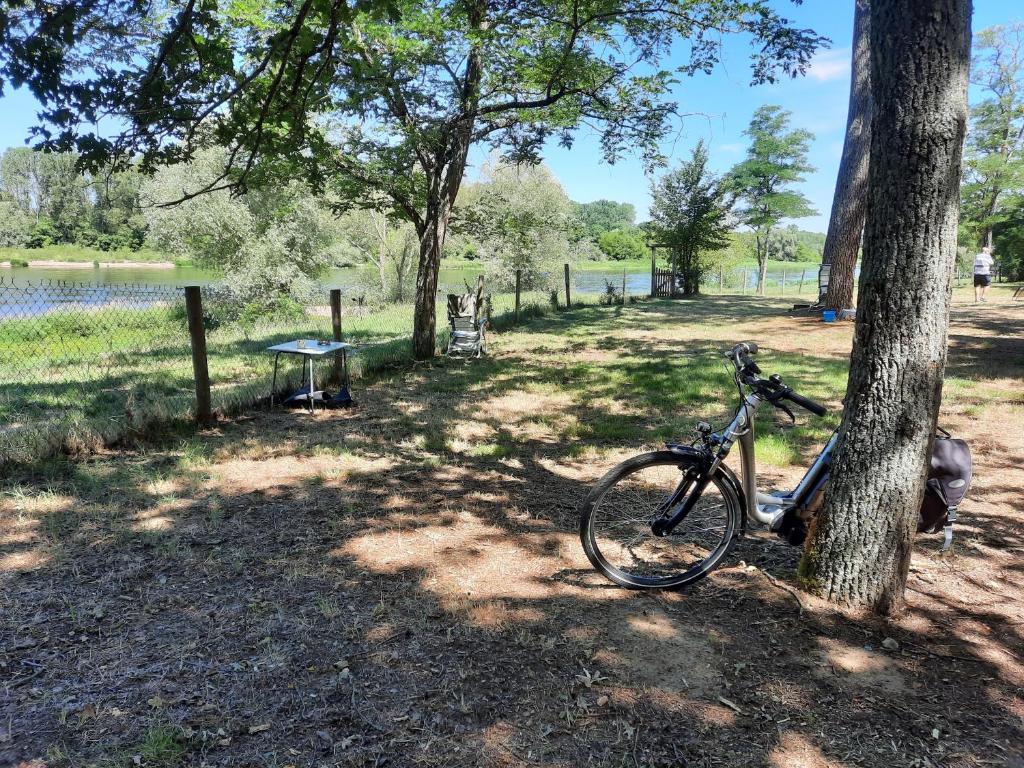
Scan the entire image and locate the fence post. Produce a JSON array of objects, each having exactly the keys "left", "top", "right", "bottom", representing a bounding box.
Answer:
[
  {"left": 799, "top": 269, "right": 806, "bottom": 294},
  {"left": 330, "top": 288, "right": 343, "bottom": 383},
  {"left": 564, "top": 263, "right": 571, "bottom": 309},
  {"left": 741, "top": 268, "right": 747, "bottom": 295},
  {"left": 781, "top": 269, "right": 787, "bottom": 296},
  {"left": 514, "top": 269, "right": 522, "bottom": 322},
  {"left": 719, "top": 266, "right": 724, "bottom": 294},
  {"left": 621, "top": 269, "right": 626, "bottom": 304},
  {"left": 650, "top": 247, "right": 656, "bottom": 298},
  {"left": 184, "top": 285, "right": 212, "bottom": 426}
]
